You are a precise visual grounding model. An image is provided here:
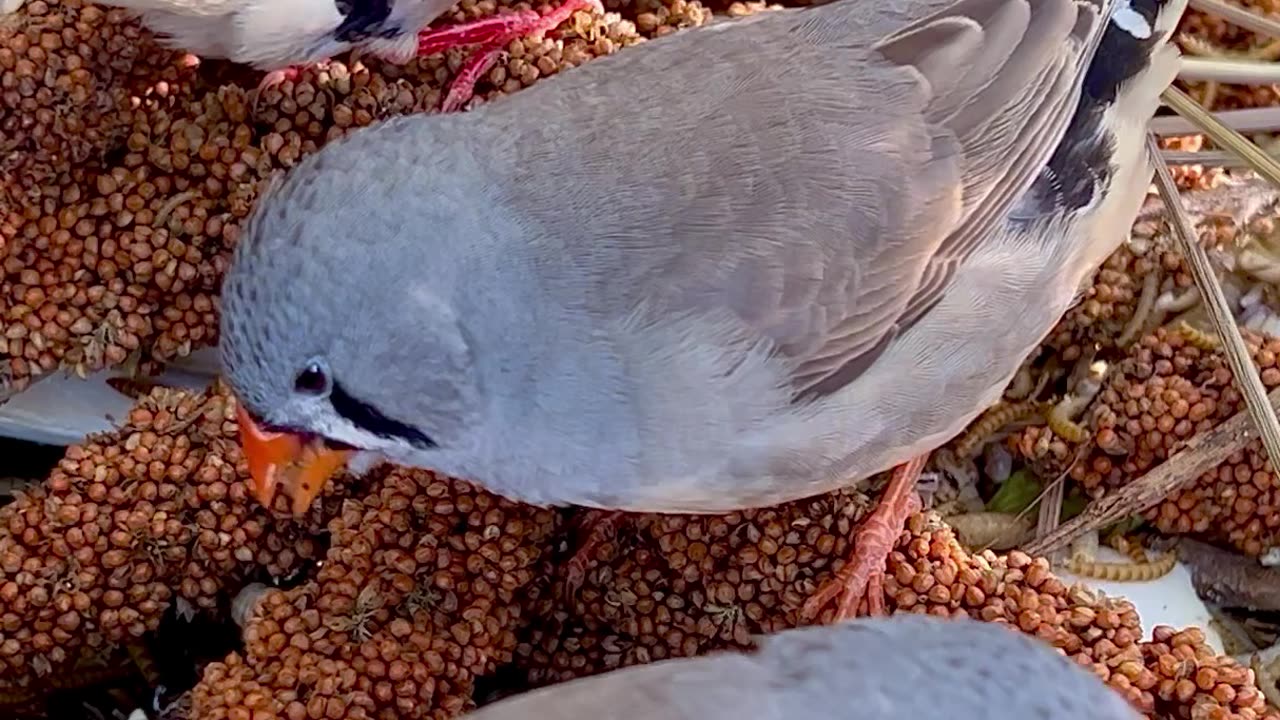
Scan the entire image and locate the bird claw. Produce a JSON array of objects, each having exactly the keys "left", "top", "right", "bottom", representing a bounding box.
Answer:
[
  {"left": 440, "top": 48, "right": 508, "bottom": 113},
  {"left": 417, "top": 0, "right": 600, "bottom": 112},
  {"left": 800, "top": 456, "right": 926, "bottom": 623},
  {"left": 801, "top": 540, "right": 892, "bottom": 622},
  {"left": 256, "top": 66, "right": 304, "bottom": 93},
  {"left": 915, "top": 471, "right": 942, "bottom": 511},
  {"left": 252, "top": 66, "right": 305, "bottom": 115}
]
